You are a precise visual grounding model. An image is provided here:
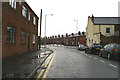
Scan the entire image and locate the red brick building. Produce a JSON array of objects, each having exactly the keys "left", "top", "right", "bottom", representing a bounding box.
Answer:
[
  {"left": 2, "top": 1, "right": 39, "bottom": 58},
  {"left": 46, "top": 32, "right": 86, "bottom": 46},
  {"left": 64, "top": 33, "right": 86, "bottom": 46}
]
